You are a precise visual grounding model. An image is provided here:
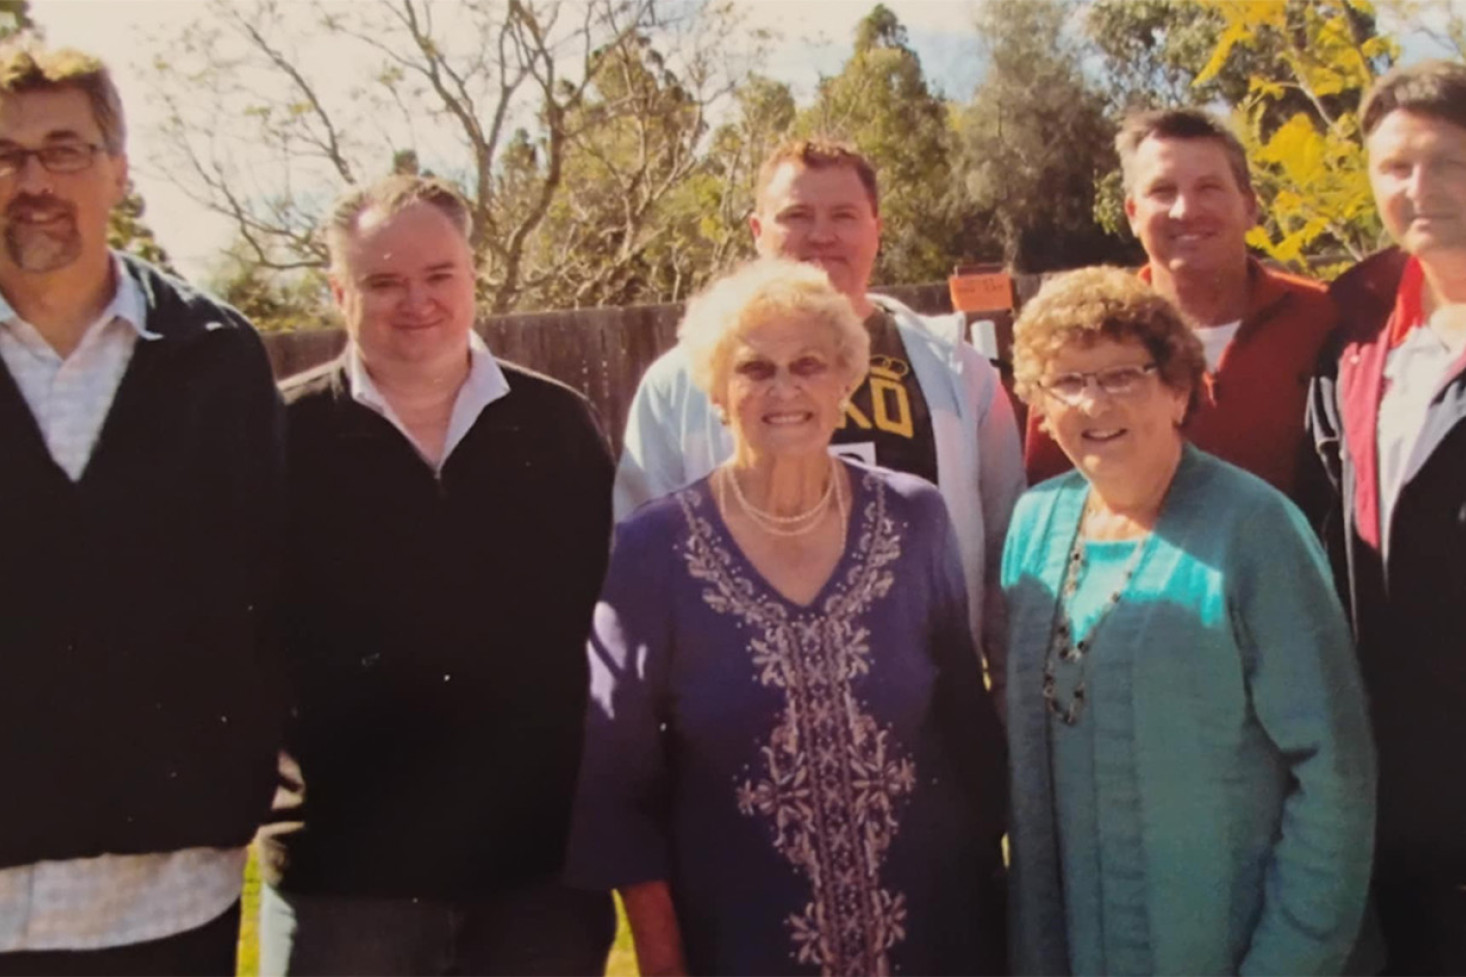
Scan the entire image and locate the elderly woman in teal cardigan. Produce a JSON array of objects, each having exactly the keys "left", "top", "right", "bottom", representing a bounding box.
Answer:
[{"left": 1002, "top": 267, "right": 1376, "bottom": 976}]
